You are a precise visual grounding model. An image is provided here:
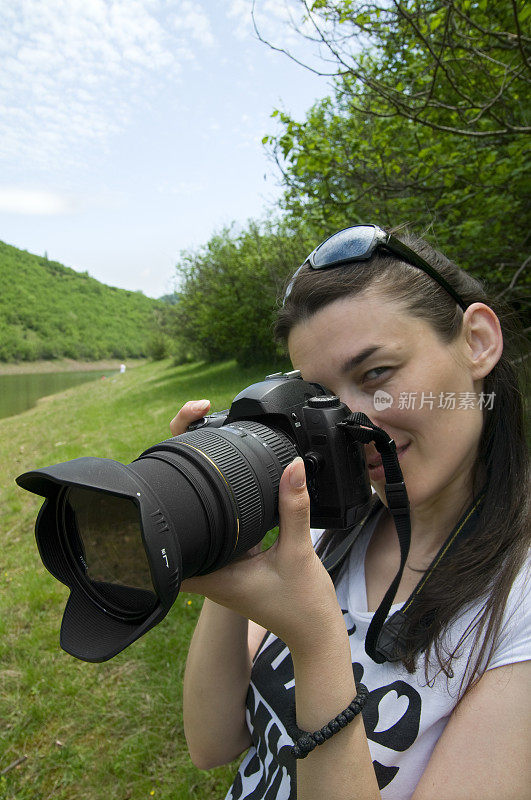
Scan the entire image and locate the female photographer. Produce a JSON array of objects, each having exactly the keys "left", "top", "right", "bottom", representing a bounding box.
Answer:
[{"left": 173, "top": 225, "right": 530, "bottom": 800}]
